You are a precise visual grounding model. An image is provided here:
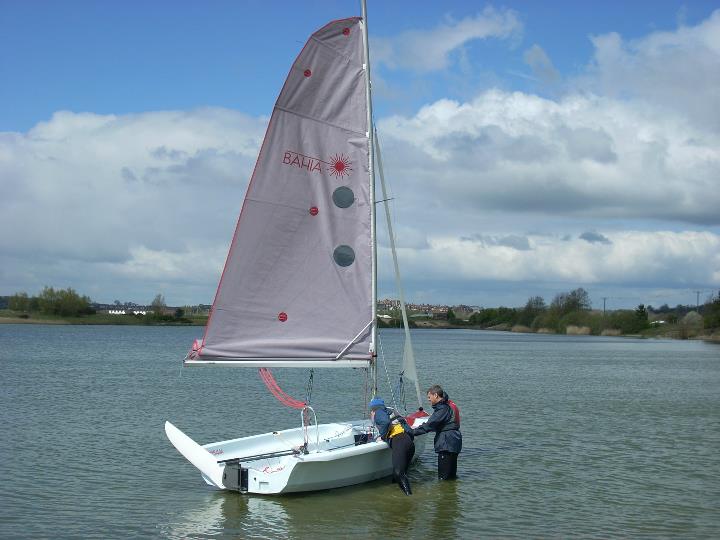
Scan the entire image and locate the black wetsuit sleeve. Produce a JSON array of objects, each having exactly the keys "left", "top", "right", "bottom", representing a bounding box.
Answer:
[{"left": 411, "top": 406, "right": 451, "bottom": 436}]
